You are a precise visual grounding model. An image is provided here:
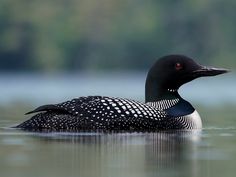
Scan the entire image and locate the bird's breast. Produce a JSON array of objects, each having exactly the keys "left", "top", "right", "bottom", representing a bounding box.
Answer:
[{"left": 175, "top": 110, "right": 202, "bottom": 129}]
